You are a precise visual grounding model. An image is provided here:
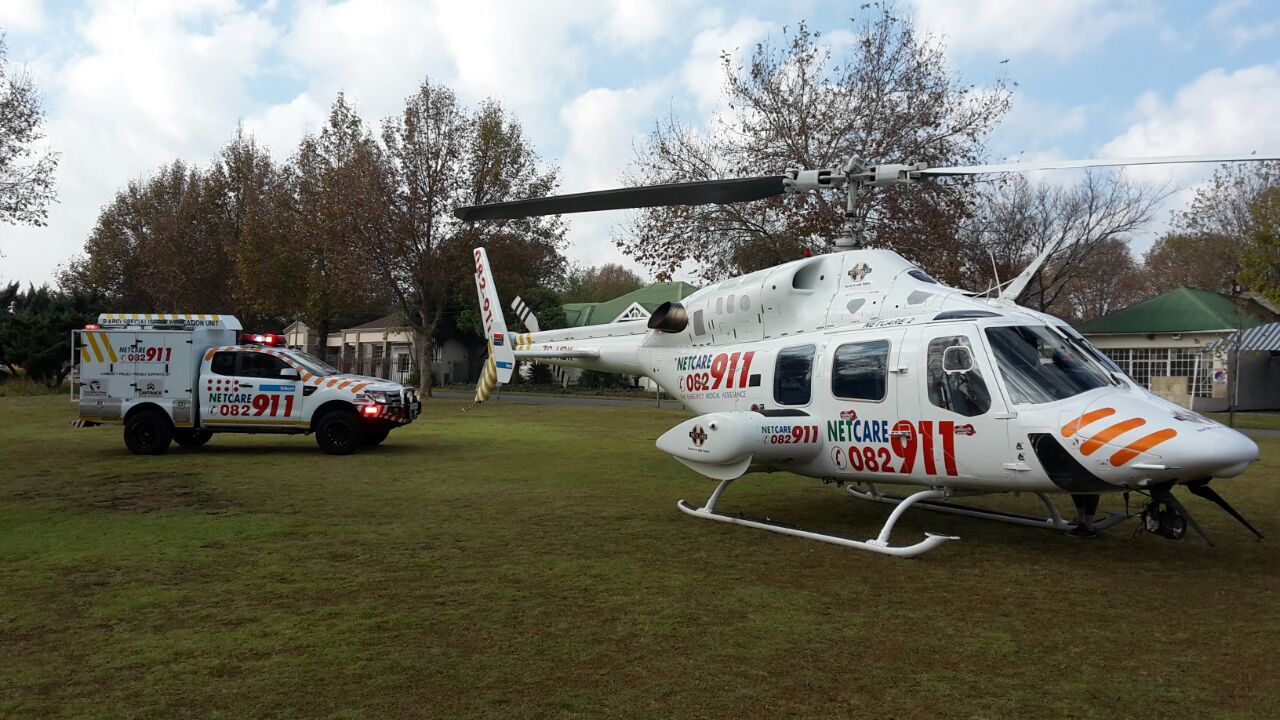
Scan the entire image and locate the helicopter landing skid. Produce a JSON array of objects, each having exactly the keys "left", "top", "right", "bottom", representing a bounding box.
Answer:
[
  {"left": 845, "top": 483, "right": 1130, "bottom": 533},
  {"left": 676, "top": 478, "right": 958, "bottom": 558}
]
